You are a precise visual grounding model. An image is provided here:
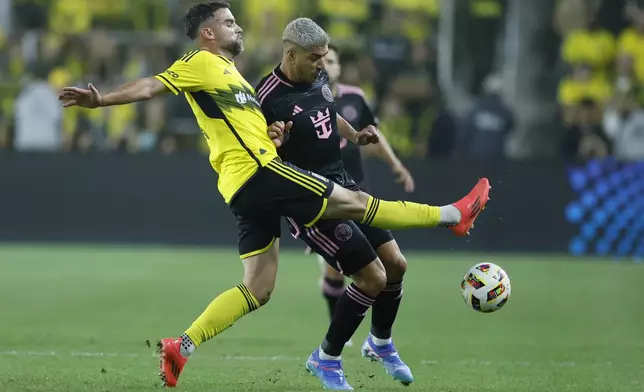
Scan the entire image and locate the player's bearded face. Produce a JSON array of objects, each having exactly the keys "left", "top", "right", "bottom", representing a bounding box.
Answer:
[
  {"left": 211, "top": 9, "right": 244, "bottom": 56},
  {"left": 227, "top": 34, "right": 244, "bottom": 56}
]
